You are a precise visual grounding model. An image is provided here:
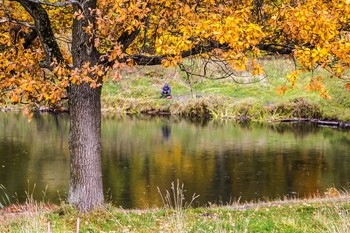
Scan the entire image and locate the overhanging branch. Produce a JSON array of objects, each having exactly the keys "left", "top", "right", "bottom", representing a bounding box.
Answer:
[
  {"left": 102, "top": 40, "right": 229, "bottom": 66},
  {"left": 256, "top": 43, "right": 295, "bottom": 54},
  {"left": 102, "top": 38, "right": 304, "bottom": 68}
]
